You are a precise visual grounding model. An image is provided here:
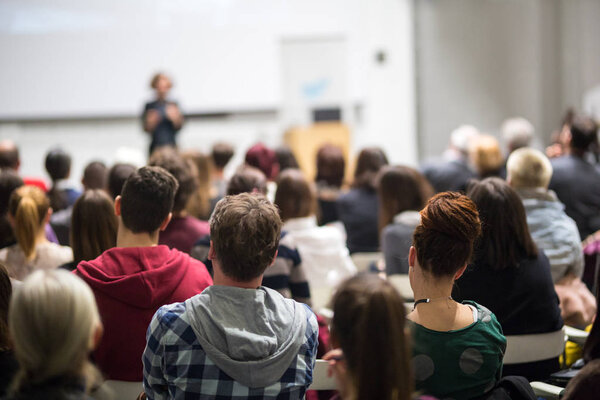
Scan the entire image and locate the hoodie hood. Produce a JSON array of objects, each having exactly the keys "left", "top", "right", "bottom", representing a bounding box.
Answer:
[
  {"left": 76, "top": 245, "right": 193, "bottom": 309},
  {"left": 186, "top": 285, "right": 308, "bottom": 388}
]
